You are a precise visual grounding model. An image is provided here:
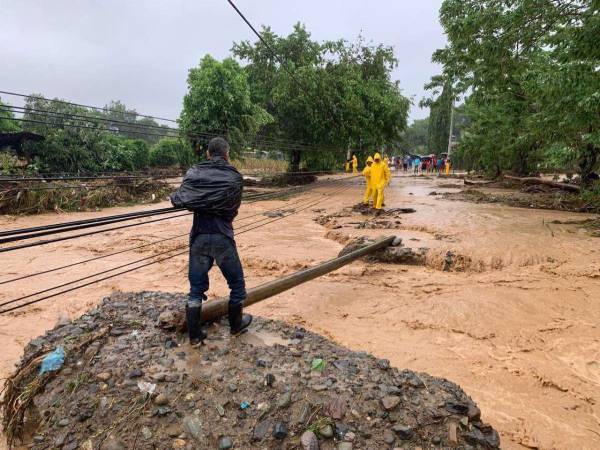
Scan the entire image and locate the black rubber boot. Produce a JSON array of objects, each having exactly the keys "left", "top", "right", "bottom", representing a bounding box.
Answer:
[
  {"left": 186, "top": 304, "right": 207, "bottom": 346},
  {"left": 228, "top": 303, "right": 252, "bottom": 335}
]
